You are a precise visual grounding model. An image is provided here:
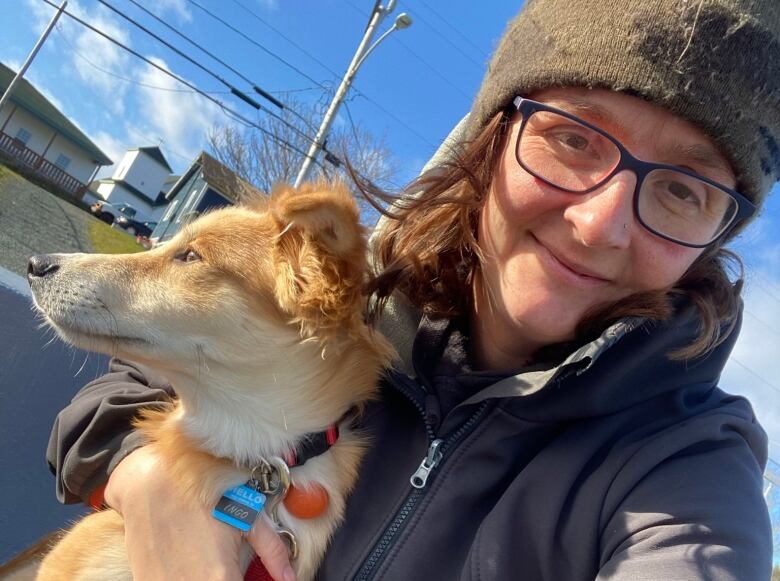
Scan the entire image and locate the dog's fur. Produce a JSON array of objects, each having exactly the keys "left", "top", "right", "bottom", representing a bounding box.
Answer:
[{"left": 29, "top": 183, "right": 394, "bottom": 581}]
